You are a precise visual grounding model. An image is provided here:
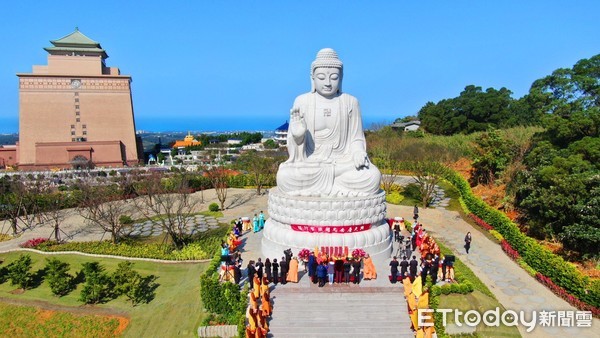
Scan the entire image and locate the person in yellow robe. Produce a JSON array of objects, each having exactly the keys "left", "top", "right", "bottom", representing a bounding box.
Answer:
[
  {"left": 286, "top": 257, "right": 299, "bottom": 283},
  {"left": 412, "top": 276, "right": 423, "bottom": 297},
  {"left": 246, "top": 305, "right": 257, "bottom": 330},
  {"left": 403, "top": 276, "right": 413, "bottom": 298},
  {"left": 417, "top": 292, "right": 429, "bottom": 310},
  {"left": 260, "top": 277, "right": 270, "bottom": 298},
  {"left": 363, "top": 254, "right": 377, "bottom": 280}
]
